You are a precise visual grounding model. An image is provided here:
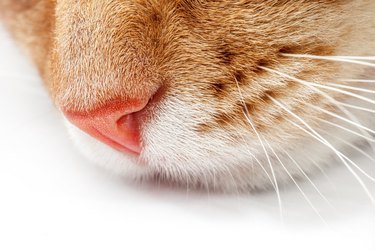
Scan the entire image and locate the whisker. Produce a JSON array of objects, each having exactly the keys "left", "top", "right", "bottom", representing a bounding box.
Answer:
[
  {"left": 185, "top": 172, "right": 190, "bottom": 198},
  {"left": 301, "top": 78, "right": 375, "bottom": 152},
  {"left": 340, "top": 79, "right": 375, "bottom": 83},
  {"left": 242, "top": 138, "right": 277, "bottom": 191},
  {"left": 318, "top": 128, "right": 375, "bottom": 166},
  {"left": 259, "top": 65, "right": 375, "bottom": 153},
  {"left": 315, "top": 128, "right": 375, "bottom": 183},
  {"left": 310, "top": 122, "right": 375, "bottom": 188},
  {"left": 325, "top": 82, "right": 375, "bottom": 94},
  {"left": 259, "top": 66, "right": 375, "bottom": 106},
  {"left": 281, "top": 53, "right": 375, "bottom": 67},
  {"left": 288, "top": 112, "right": 375, "bottom": 199},
  {"left": 235, "top": 78, "right": 283, "bottom": 220},
  {"left": 299, "top": 79, "right": 375, "bottom": 153},
  {"left": 303, "top": 154, "right": 337, "bottom": 193},
  {"left": 334, "top": 101, "right": 375, "bottom": 114},
  {"left": 280, "top": 86, "right": 375, "bottom": 183},
  {"left": 259, "top": 67, "right": 375, "bottom": 183},
  {"left": 334, "top": 56, "right": 375, "bottom": 61},
  {"left": 234, "top": 128, "right": 278, "bottom": 191},
  {"left": 308, "top": 104, "right": 375, "bottom": 135},
  {"left": 268, "top": 95, "right": 375, "bottom": 205},
  {"left": 222, "top": 163, "right": 241, "bottom": 197},
  {"left": 340, "top": 153, "right": 375, "bottom": 183},
  {"left": 212, "top": 170, "right": 217, "bottom": 193},
  {"left": 225, "top": 120, "right": 265, "bottom": 195},
  {"left": 264, "top": 139, "right": 328, "bottom": 224},
  {"left": 283, "top": 55, "right": 375, "bottom": 61},
  {"left": 202, "top": 171, "right": 211, "bottom": 198},
  {"left": 280, "top": 148, "right": 333, "bottom": 207},
  {"left": 304, "top": 82, "right": 375, "bottom": 105},
  {"left": 316, "top": 118, "right": 375, "bottom": 143}
]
